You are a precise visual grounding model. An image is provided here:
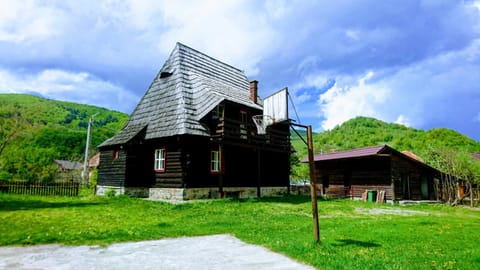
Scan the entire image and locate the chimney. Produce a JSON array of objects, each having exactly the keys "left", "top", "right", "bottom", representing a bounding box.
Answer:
[{"left": 250, "top": 80, "right": 258, "bottom": 103}]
